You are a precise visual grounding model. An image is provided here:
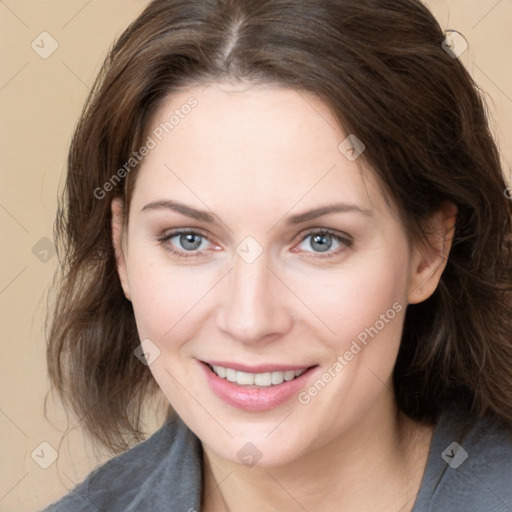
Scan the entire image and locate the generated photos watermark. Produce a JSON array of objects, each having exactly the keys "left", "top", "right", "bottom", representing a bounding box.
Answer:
[
  {"left": 441, "top": 441, "right": 469, "bottom": 469},
  {"left": 441, "top": 30, "right": 468, "bottom": 59},
  {"left": 298, "top": 301, "right": 403, "bottom": 405},
  {"left": 93, "top": 96, "right": 198, "bottom": 200},
  {"left": 134, "top": 338, "right": 161, "bottom": 366}
]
